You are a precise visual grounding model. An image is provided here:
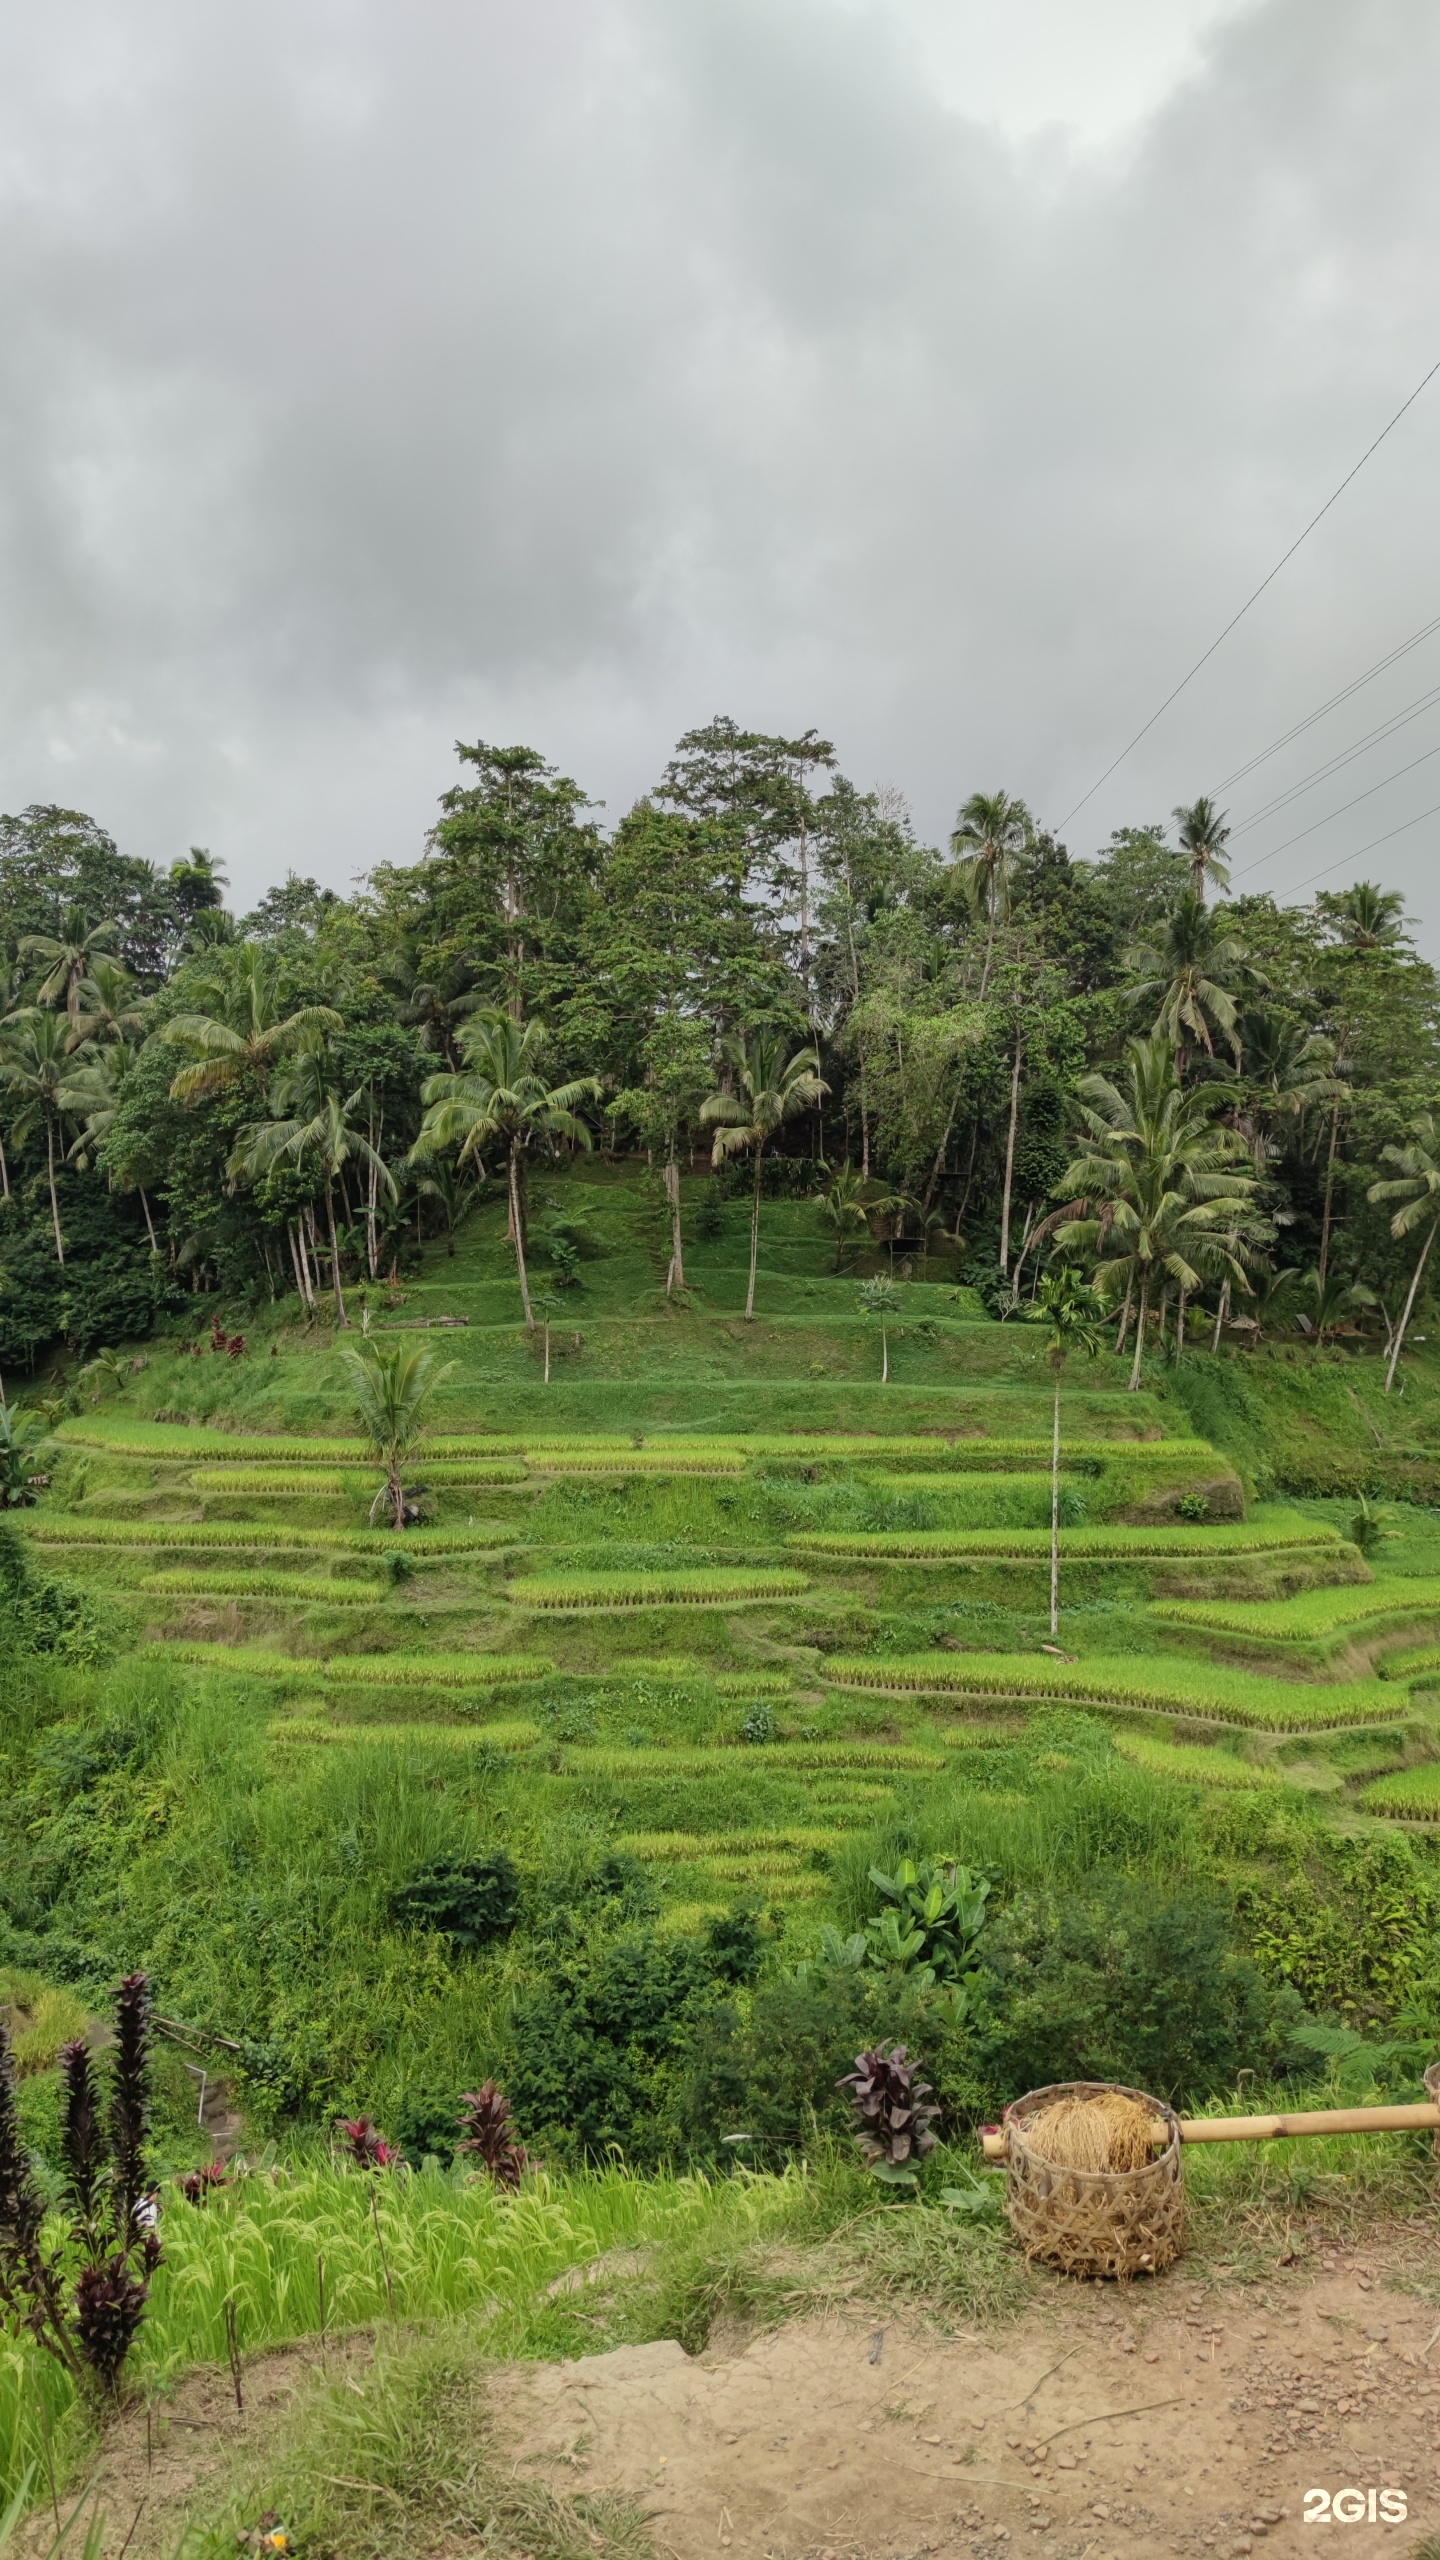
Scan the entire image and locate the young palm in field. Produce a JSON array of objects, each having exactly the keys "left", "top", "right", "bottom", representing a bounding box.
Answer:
[
  {"left": 414, "top": 1010, "right": 599, "bottom": 1329},
  {"left": 702, "top": 1030, "right": 828, "bottom": 1320},
  {"left": 341, "top": 1340, "right": 456, "bottom": 1529},
  {"left": 1031, "top": 1265, "right": 1106, "bottom": 1637},
  {"left": 1368, "top": 1109, "right": 1440, "bottom": 1392},
  {"left": 0, "top": 1007, "right": 76, "bottom": 1262}
]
